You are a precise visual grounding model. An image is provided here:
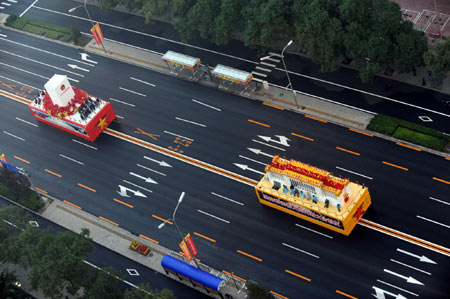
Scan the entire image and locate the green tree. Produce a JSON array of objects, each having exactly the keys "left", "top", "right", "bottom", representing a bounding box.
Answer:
[
  {"left": 394, "top": 22, "right": 428, "bottom": 73},
  {"left": 424, "top": 39, "right": 450, "bottom": 77},
  {"left": 82, "top": 266, "right": 123, "bottom": 299},
  {"left": 171, "top": 0, "right": 197, "bottom": 42},
  {"left": 142, "top": 0, "right": 171, "bottom": 23},
  {"left": 124, "top": 283, "right": 176, "bottom": 299},
  {"left": 0, "top": 268, "right": 25, "bottom": 299},
  {"left": 246, "top": 281, "right": 273, "bottom": 299},
  {"left": 99, "top": 0, "right": 122, "bottom": 10},
  {"left": 212, "top": 0, "right": 241, "bottom": 45}
]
